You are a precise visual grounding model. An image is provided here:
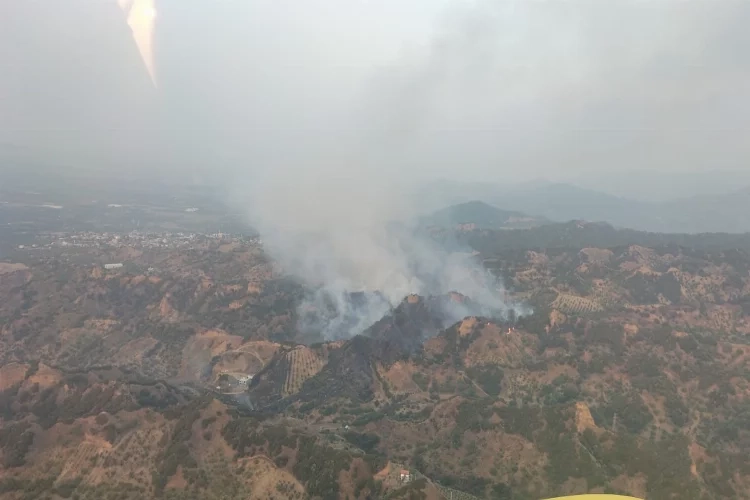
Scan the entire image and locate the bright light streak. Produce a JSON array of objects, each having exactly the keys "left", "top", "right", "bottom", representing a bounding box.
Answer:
[
  {"left": 142, "top": 6, "right": 157, "bottom": 20},
  {"left": 119, "top": 0, "right": 157, "bottom": 87}
]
